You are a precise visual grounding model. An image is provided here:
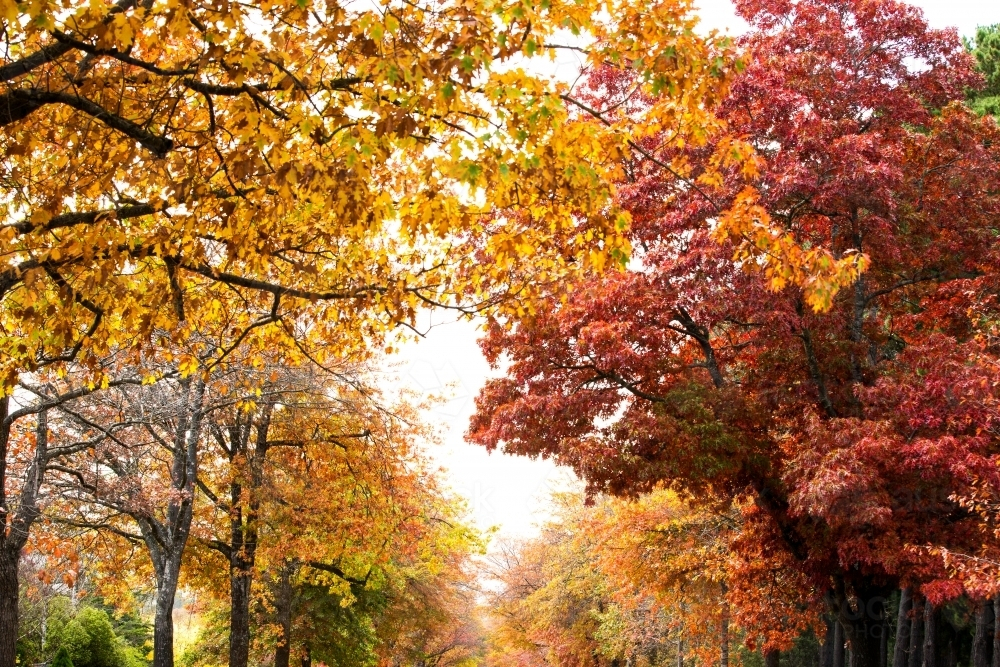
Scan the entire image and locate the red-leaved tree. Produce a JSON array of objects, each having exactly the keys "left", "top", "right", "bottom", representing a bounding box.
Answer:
[{"left": 468, "top": 1, "right": 1000, "bottom": 665}]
